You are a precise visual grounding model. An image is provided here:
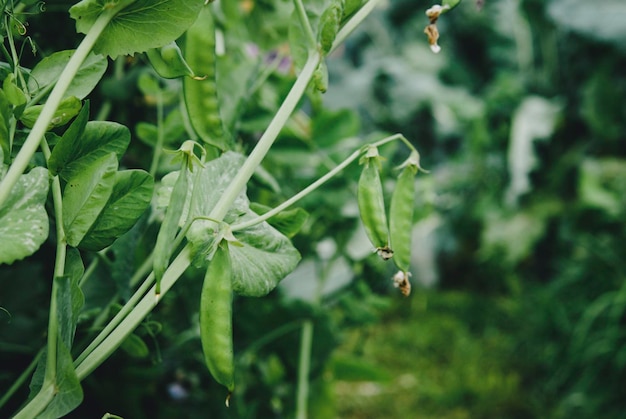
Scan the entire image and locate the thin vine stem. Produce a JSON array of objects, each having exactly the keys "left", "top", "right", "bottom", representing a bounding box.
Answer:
[
  {"left": 231, "top": 133, "right": 415, "bottom": 232},
  {"left": 293, "top": 0, "right": 317, "bottom": 49}
]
